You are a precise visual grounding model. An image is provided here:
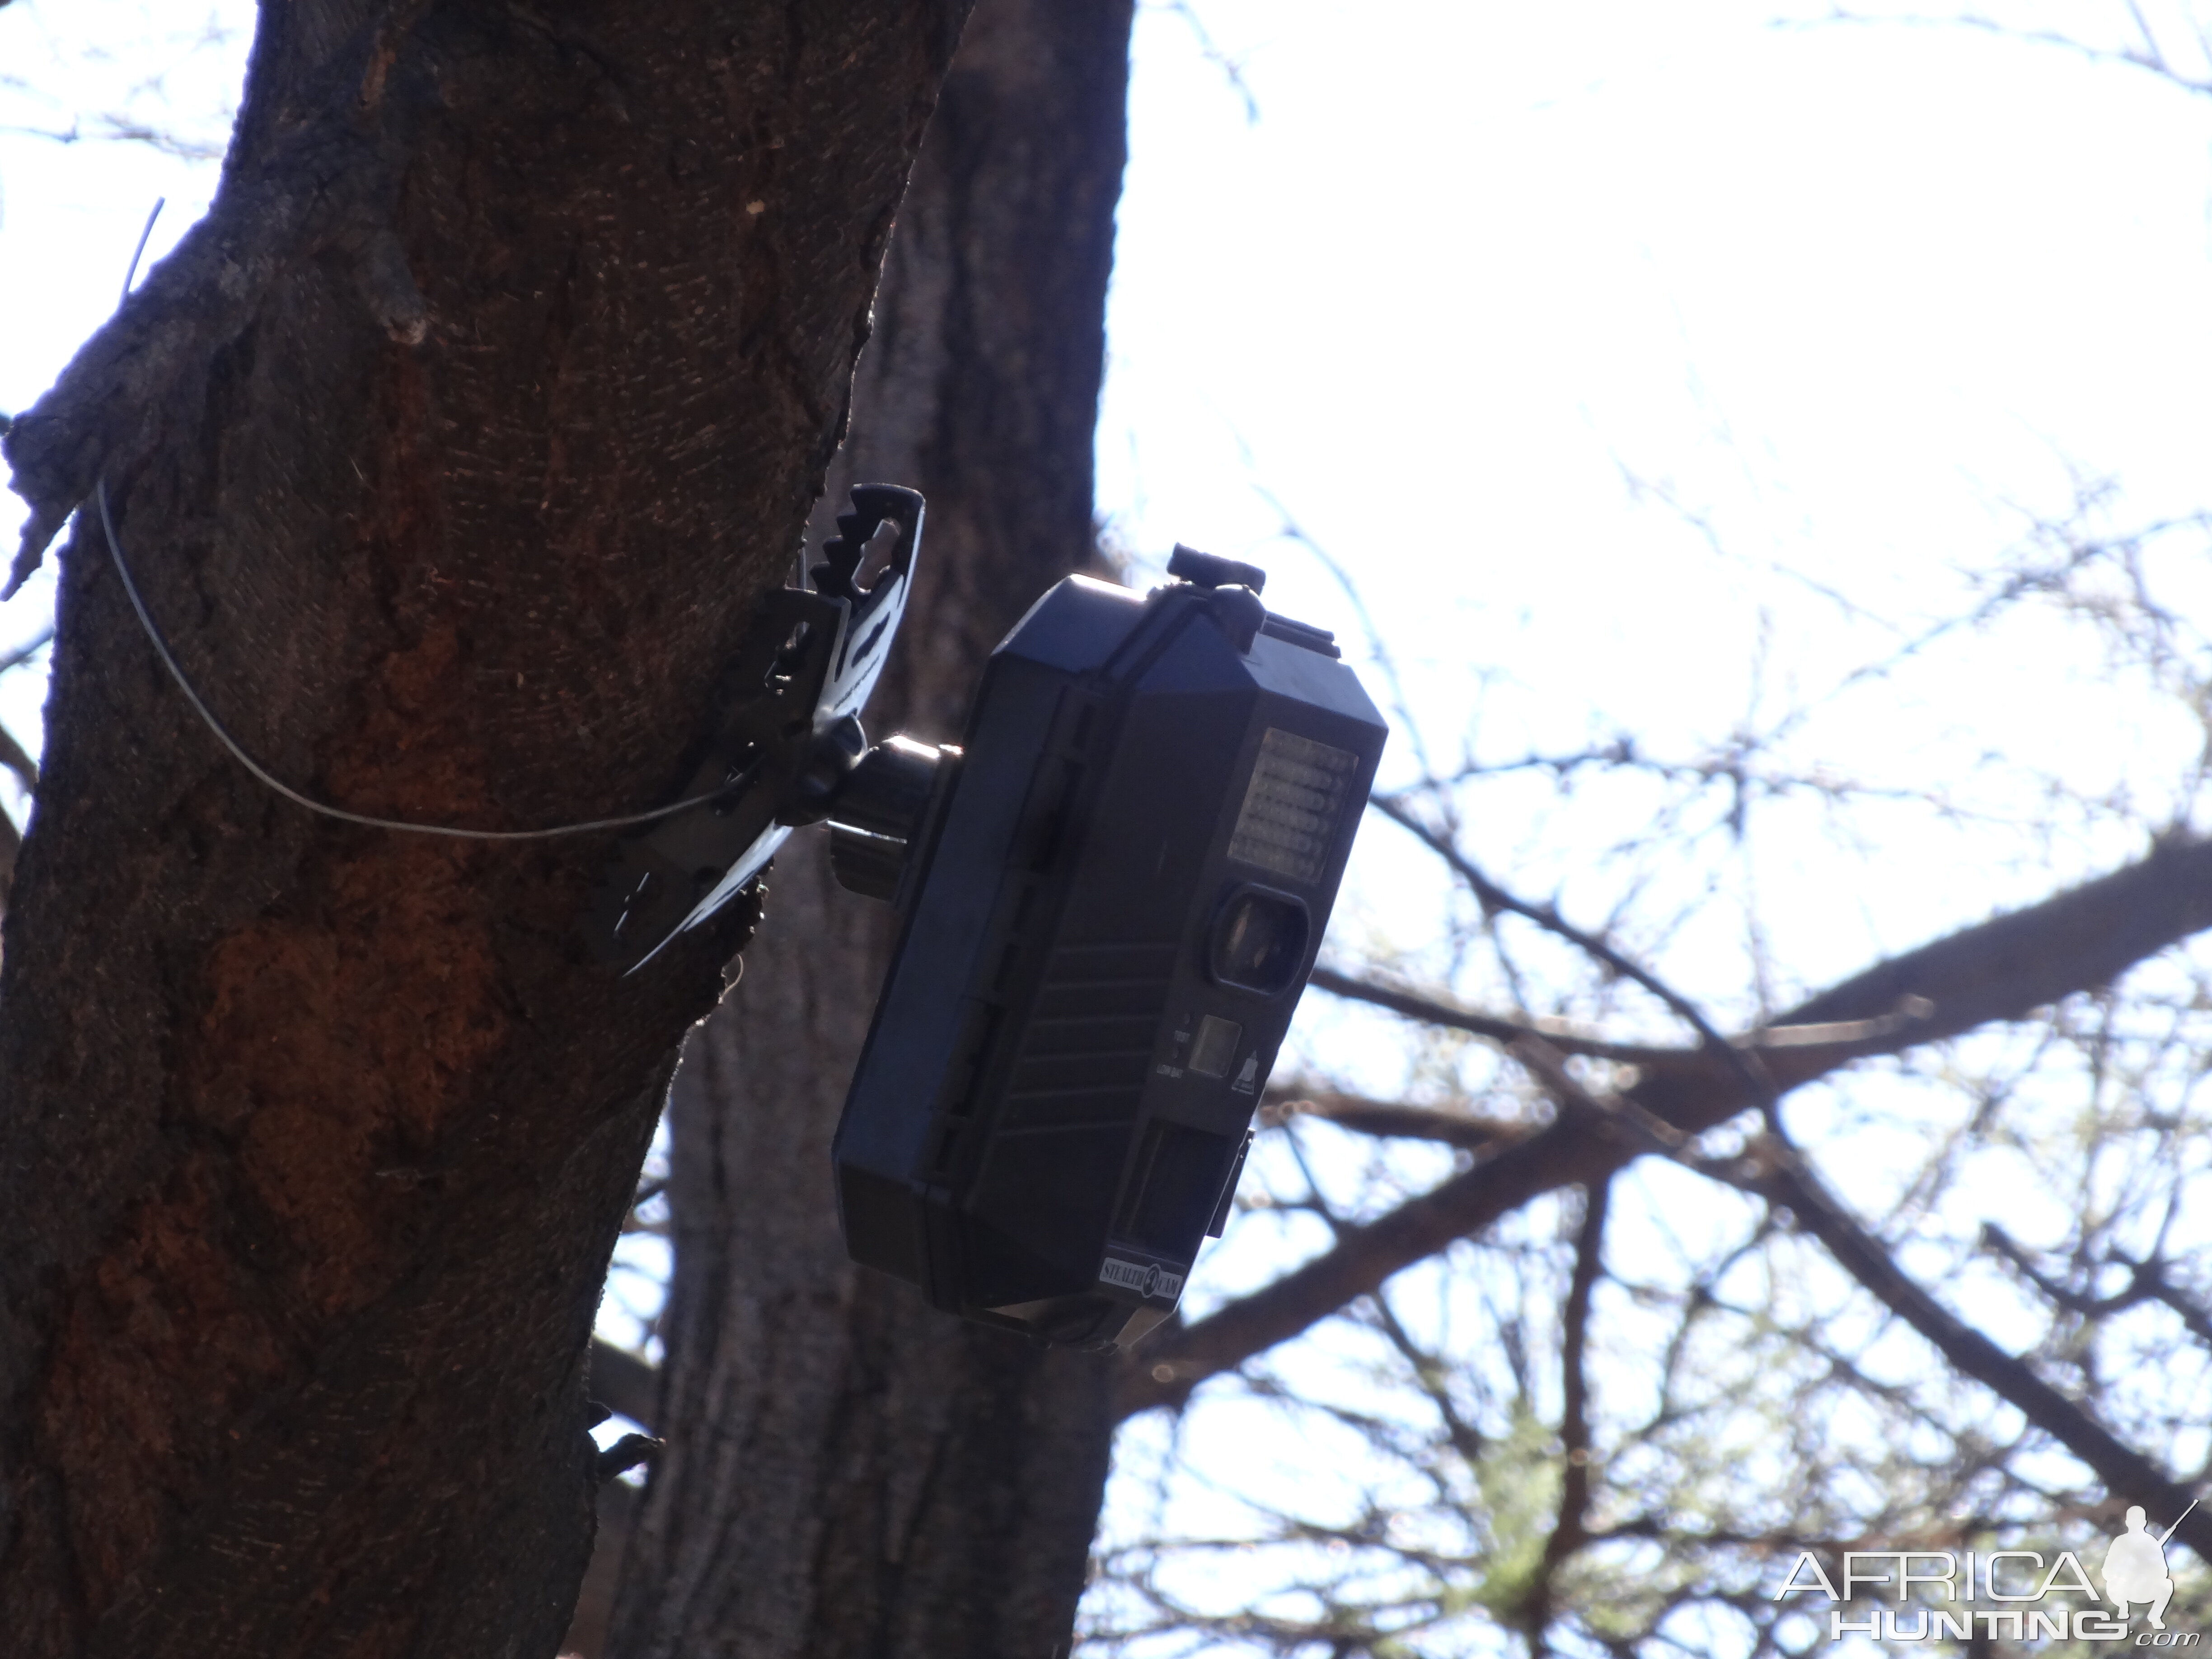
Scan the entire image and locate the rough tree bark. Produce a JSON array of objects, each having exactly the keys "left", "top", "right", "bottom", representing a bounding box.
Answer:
[
  {"left": 0, "top": 3, "right": 970, "bottom": 1655},
  {"left": 599, "top": 4, "right": 1134, "bottom": 1655}
]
